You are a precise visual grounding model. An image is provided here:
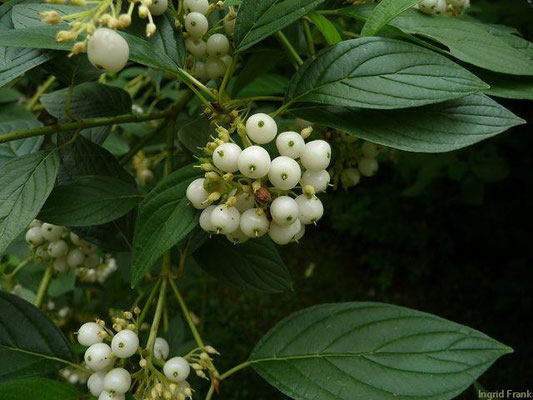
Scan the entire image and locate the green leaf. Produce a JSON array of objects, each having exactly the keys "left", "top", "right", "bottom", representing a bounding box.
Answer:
[
  {"left": 0, "top": 87, "right": 20, "bottom": 103},
  {"left": 234, "top": 0, "right": 326, "bottom": 52},
  {"left": 308, "top": 12, "right": 341, "bottom": 45},
  {"left": 292, "top": 94, "right": 525, "bottom": 153},
  {"left": 0, "top": 42, "right": 54, "bottom": 88},
  {"left": 177, "top": 117, "right": 212, "bottom": 157},
  {"left": 0, "top": 378, "right": 79, "bottom": 400},
  {"left": 236, "top": 73, "right": 289, "bottom": 98},
  {"left": 345, "top": 5, "right": 533, "bottom": 76},
  {"left": 39, "top": 175, "right": 141, "bottom": 227},
  {"left": 196, "top": 236, "right": 292, "bottom": 292},
  {"left": 0, "top": 151, "right": 59, "bottom": 255},
  {"left": 478, "top": 70, "right": 533, "bottom": 100},
  {"left": 250, "top": 302, "right": 512, "bottom": 400},
  {"left": 48, "top": 270, "right": 76, "bottom": 298},
  {"left": 131, "top": 165, "right": 201, "bottom": 287},
  {"left": 360, "top": 0, "right": 422, "bottom": 37},
  {"left": 43, "top": 53, "right": 101, "bottom": 85},
  {"left": 285, "top": 37, "right": 488, "bottom": 110},
  {"left": 0, "top": 291, "right": 74, "bottom": 382},
  {"left": 231, "top": 51, "right": 283, "bottom": 97},
  {"left": 0, "top": 120, "right": 43, "bottom": 165}
]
